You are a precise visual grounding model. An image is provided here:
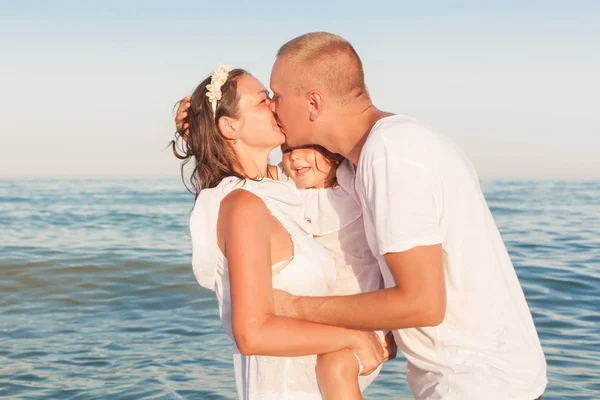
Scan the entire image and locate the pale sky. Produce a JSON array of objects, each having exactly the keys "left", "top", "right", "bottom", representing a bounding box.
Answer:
[{"left": 1, "top": 1, "right": 599, "bottom": 179}]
